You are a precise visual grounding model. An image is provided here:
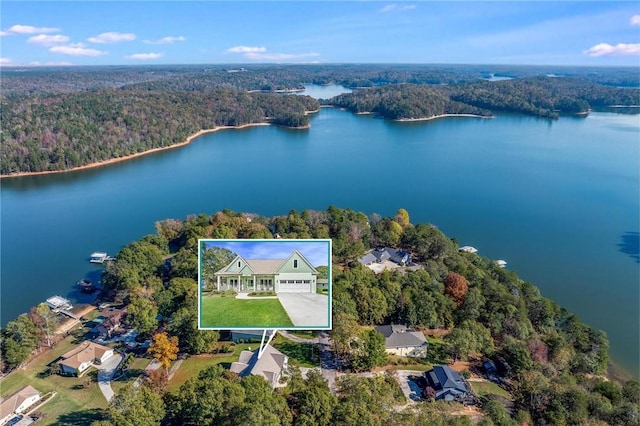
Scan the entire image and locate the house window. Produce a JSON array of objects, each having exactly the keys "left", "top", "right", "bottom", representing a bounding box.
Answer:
[
  {"left": 238, "top": 261, "right": 241, "bottom": 268},
  {"left": 293, "top": 259, "right": 298, "bottom": 268}
]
